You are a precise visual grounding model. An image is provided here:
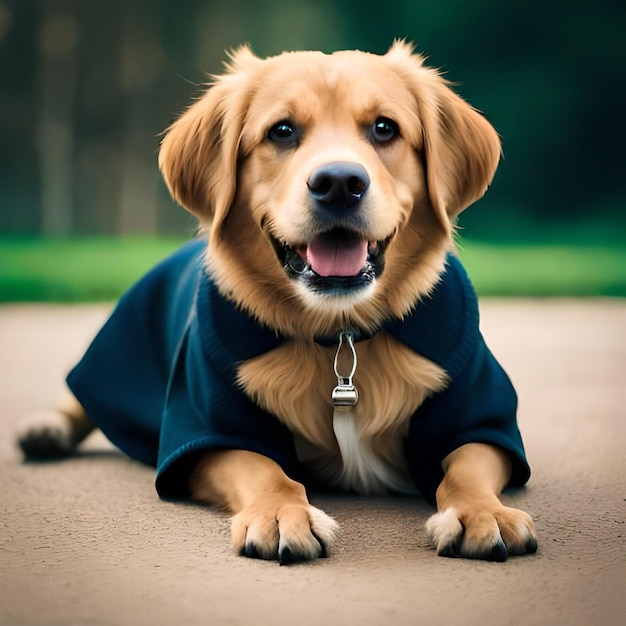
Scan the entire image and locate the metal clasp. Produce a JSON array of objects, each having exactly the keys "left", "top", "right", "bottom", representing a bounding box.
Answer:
[{"left": 332, "top": 331, "right": 359, "bottom": 407}]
